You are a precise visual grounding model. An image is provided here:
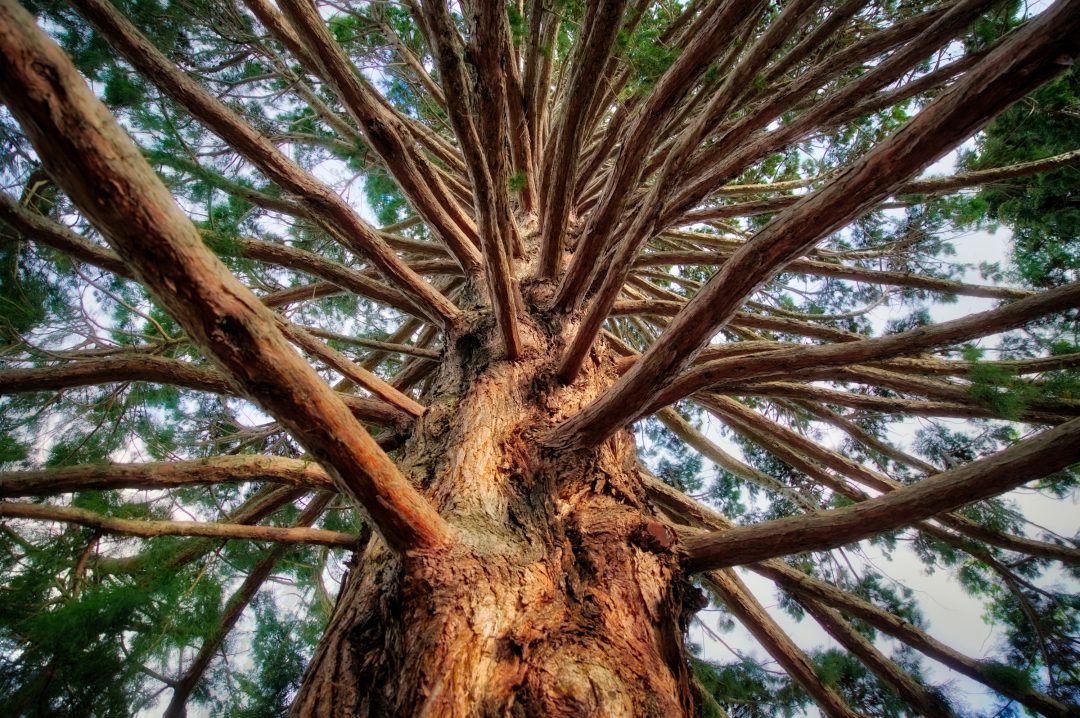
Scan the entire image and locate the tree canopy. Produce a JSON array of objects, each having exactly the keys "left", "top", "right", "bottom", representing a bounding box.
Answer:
[{"left": 0, "top": 0, "right": 1079, "bottom": 714}]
